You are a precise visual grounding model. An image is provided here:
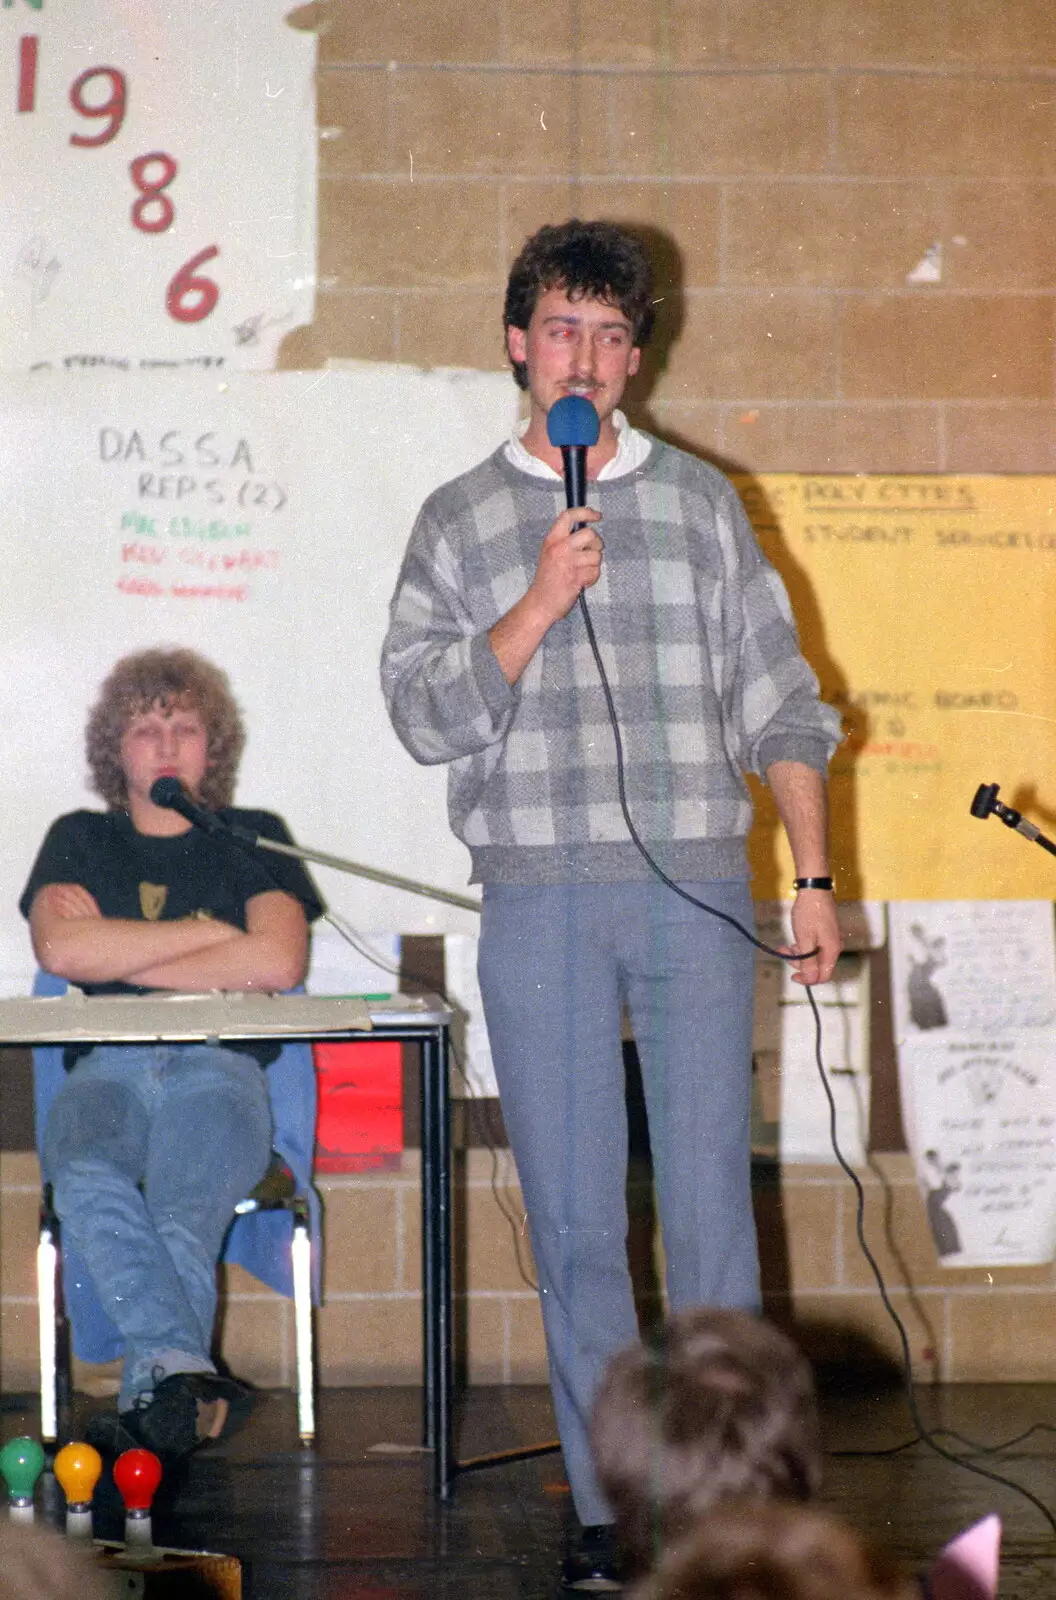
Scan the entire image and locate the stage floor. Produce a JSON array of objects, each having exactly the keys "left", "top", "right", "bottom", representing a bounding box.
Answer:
[{"left": 3, "top": 1383, "right": 1055, "bottom": 1597}]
